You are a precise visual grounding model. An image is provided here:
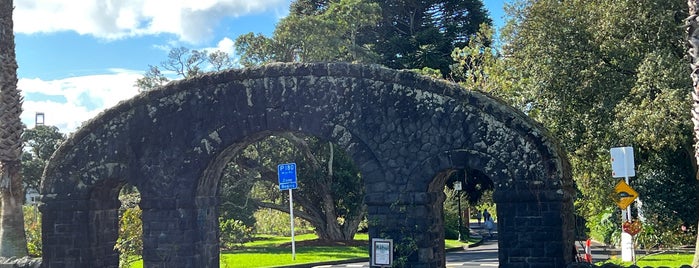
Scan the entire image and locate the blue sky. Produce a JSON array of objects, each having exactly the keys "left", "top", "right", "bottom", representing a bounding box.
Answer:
[{"left": 15, "top": 0, "right": 507, "bottom": 133}]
